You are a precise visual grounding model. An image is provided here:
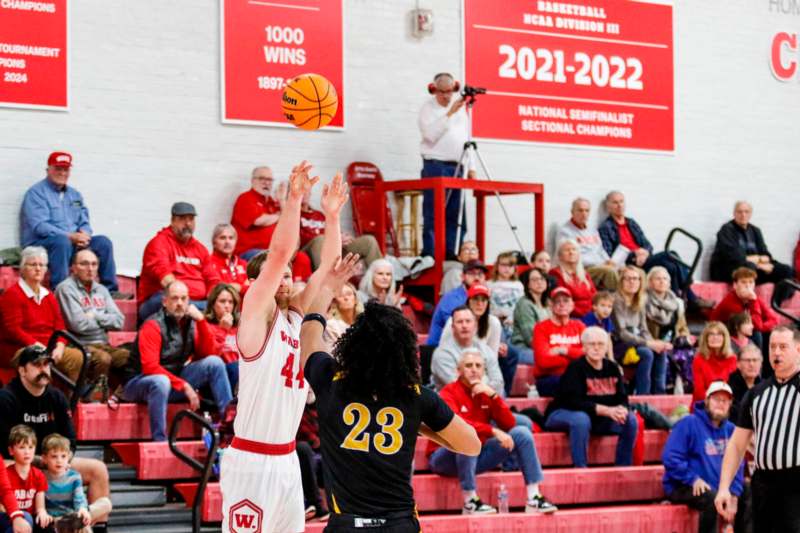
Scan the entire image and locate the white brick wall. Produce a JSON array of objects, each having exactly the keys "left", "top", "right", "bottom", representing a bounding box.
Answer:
[{"left": 0, "top": 0, "right": 797, "bottom": 277}]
